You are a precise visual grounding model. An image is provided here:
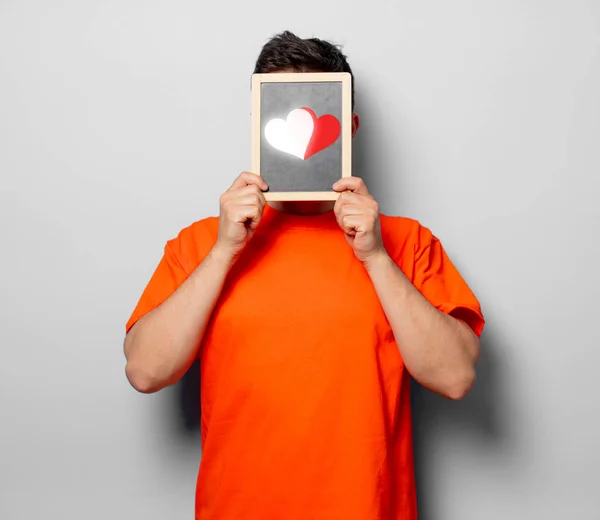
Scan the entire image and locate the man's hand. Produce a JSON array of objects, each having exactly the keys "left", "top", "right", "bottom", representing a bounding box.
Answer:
[
  {"left": 215, "top": 172, "right": 268, "bottom": 261},
  {"left": 332, "top": 177, "right": 386, "bottom": 265}
]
